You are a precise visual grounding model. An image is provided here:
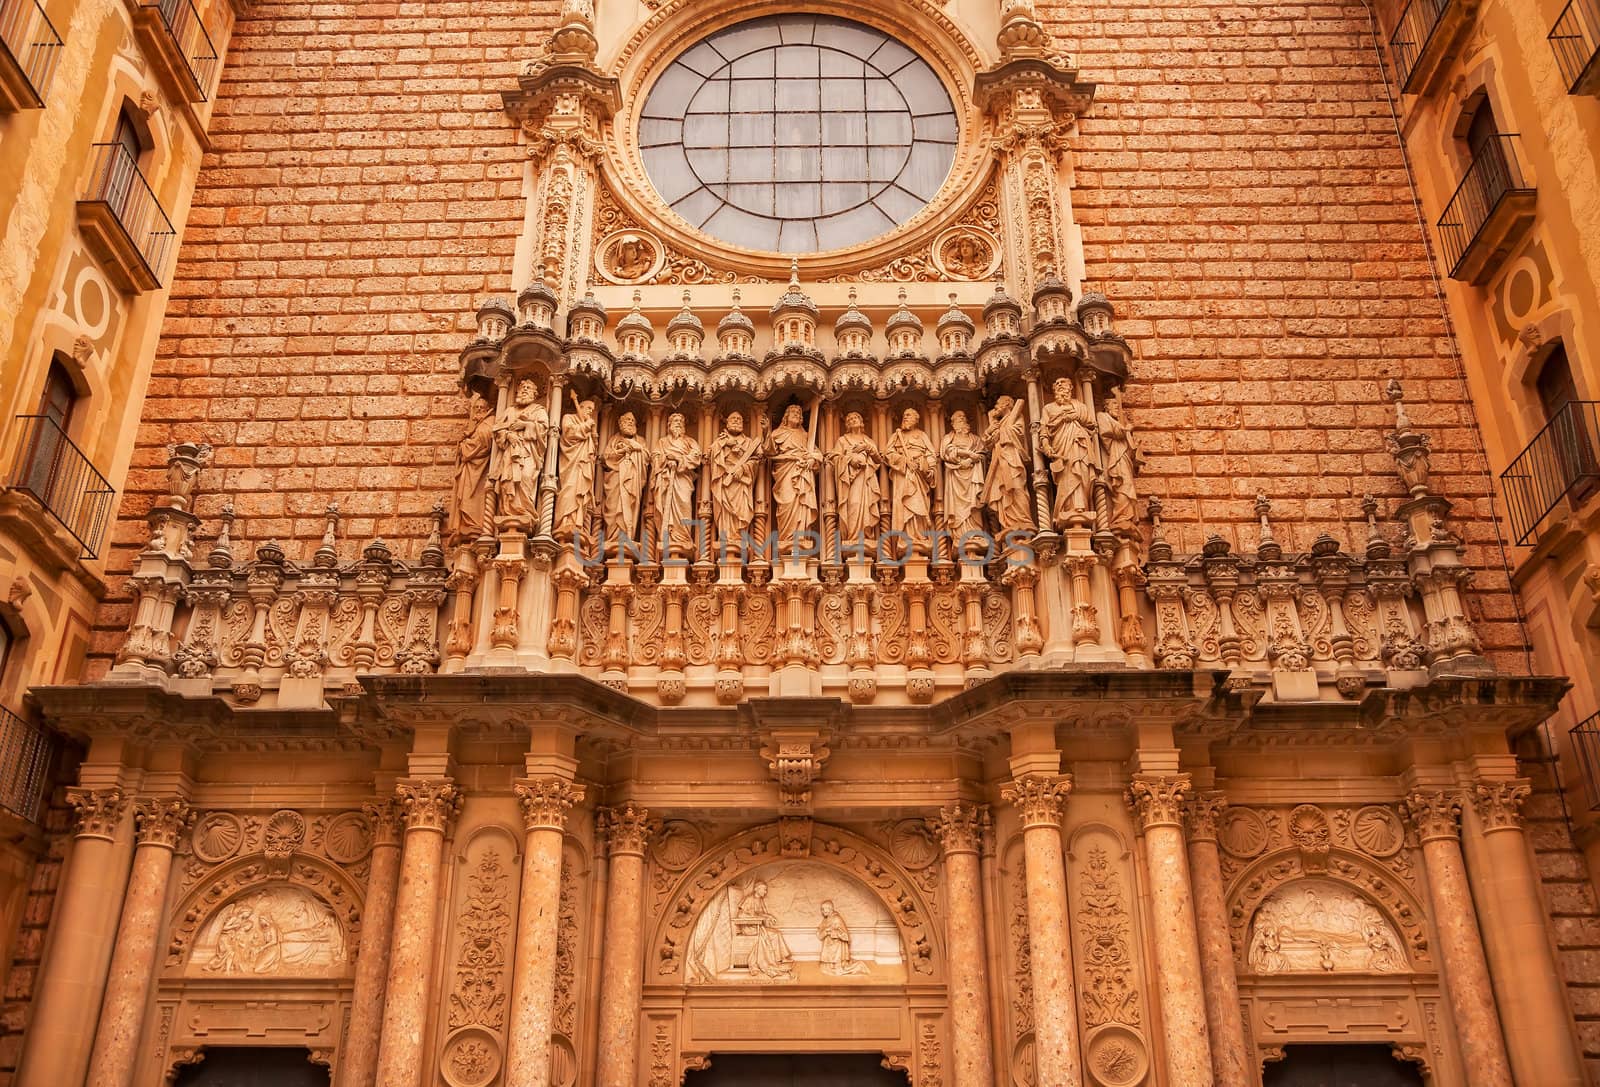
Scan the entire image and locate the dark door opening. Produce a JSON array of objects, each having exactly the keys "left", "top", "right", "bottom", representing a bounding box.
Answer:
[
  {"left": 172, "top": 1046, "right": 330, "bottom": 1087},
  {"left": 684, "top": 1052, "right": 911, "bottom": 1087},
  {"left": 1262, "top": 1043, "right": 1425, "bottom": 1087}
]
